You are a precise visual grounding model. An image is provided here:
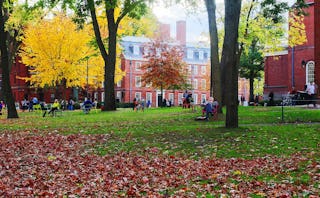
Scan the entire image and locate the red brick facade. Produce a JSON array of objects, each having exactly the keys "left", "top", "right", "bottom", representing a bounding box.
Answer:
[{"left": 264, "top": 1, "right": 319, "bottom": 99}]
